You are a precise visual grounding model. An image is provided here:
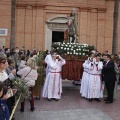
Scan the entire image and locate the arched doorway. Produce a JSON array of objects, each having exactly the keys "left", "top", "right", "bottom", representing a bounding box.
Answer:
[{"left": 45, "top": 15, "right": 68, "bottom": 51}]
